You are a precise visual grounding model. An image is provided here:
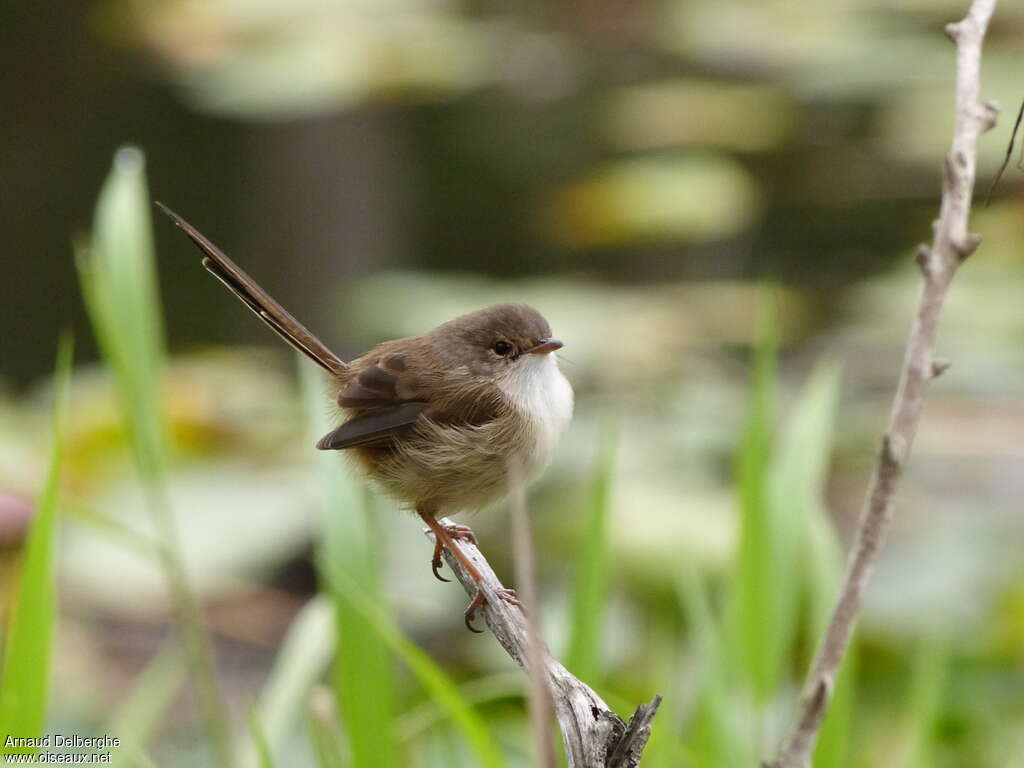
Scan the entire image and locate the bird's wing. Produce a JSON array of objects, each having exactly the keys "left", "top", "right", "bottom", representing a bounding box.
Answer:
[
  {"left": 317, "top": 351, "right": 432, "bottom": 450},
  {"left": 318, "top": 351, "right": 503, "bottom": 451},
  {"left": 156, "top": 203, "right": 347, "bottom": 376},
  {"left": 334, "top": 352, "right": 423, "bottom": 407},
  {"left": 315, "top": 401, "right": 429, "bottom": 450}
]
